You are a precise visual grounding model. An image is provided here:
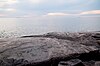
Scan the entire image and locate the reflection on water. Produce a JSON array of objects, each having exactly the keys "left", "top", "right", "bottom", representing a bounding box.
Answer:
[{"left": 0, "top": 16, "right": 100, "bottom": 37}]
